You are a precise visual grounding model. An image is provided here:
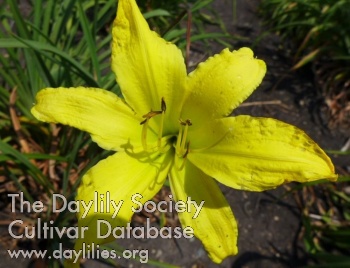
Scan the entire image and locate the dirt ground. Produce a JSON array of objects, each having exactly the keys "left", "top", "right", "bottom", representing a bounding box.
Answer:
[{"left": 1, "top": 0, "right": 349, "bottom": 267}]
